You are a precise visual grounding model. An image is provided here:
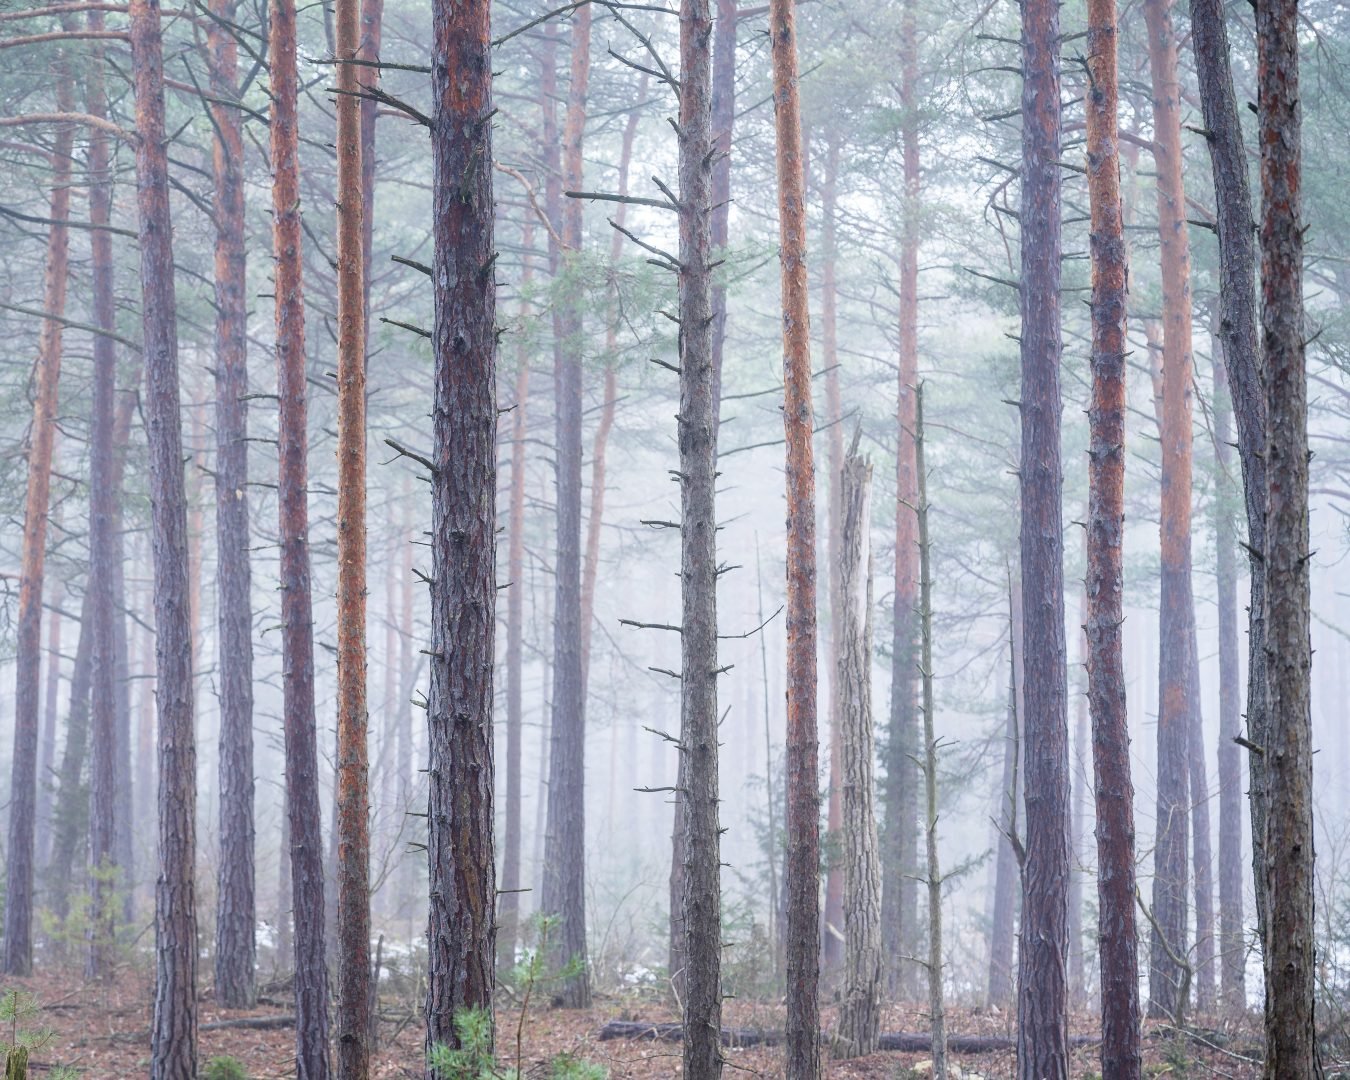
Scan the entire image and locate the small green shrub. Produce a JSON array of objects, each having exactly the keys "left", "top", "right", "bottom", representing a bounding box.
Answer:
[{"left": 202, "top": 1056, "right": 249, "bottom": 1080}]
